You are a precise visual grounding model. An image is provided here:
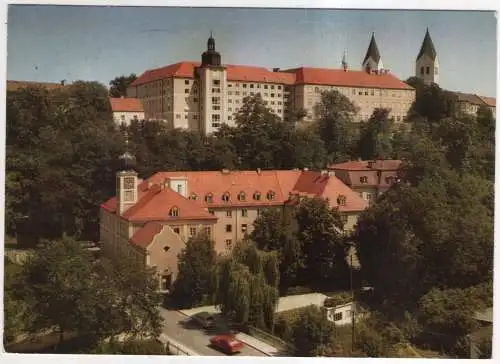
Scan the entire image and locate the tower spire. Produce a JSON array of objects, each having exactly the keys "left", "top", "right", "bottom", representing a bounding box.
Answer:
[
  {"left": 362, "top": 32, "right": 383, "bottom": 72},
  {"left": 119, "top": 129, "right": 136, "bottom": 171},
  {"left": 416, "top": 27, "right": 437, "bottom": 61}
]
